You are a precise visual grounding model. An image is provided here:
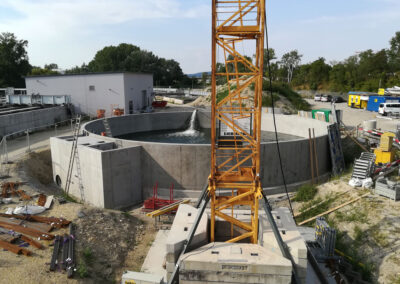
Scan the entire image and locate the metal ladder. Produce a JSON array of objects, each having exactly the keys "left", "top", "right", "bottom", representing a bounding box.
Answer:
[
  {"left": 64, "top": 116, "right": 85, "bottom": 202},
  {"left": 102, "top": 118, "right": 112, "bottom": 137}
]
